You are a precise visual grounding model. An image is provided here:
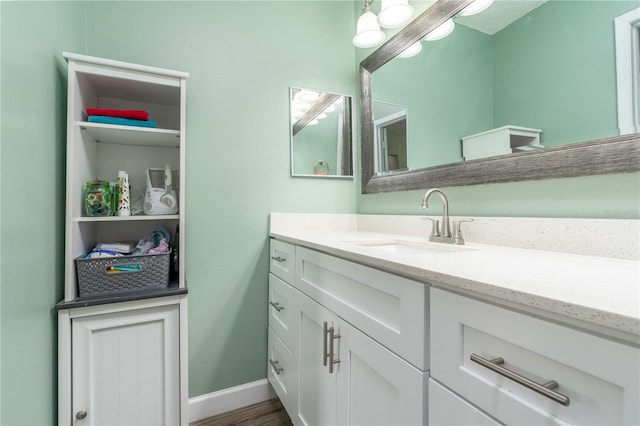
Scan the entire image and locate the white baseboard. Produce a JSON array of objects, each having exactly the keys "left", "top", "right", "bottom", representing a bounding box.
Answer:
[{"left": 188, "top": 379, "right": 277, "bottom": 423}]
